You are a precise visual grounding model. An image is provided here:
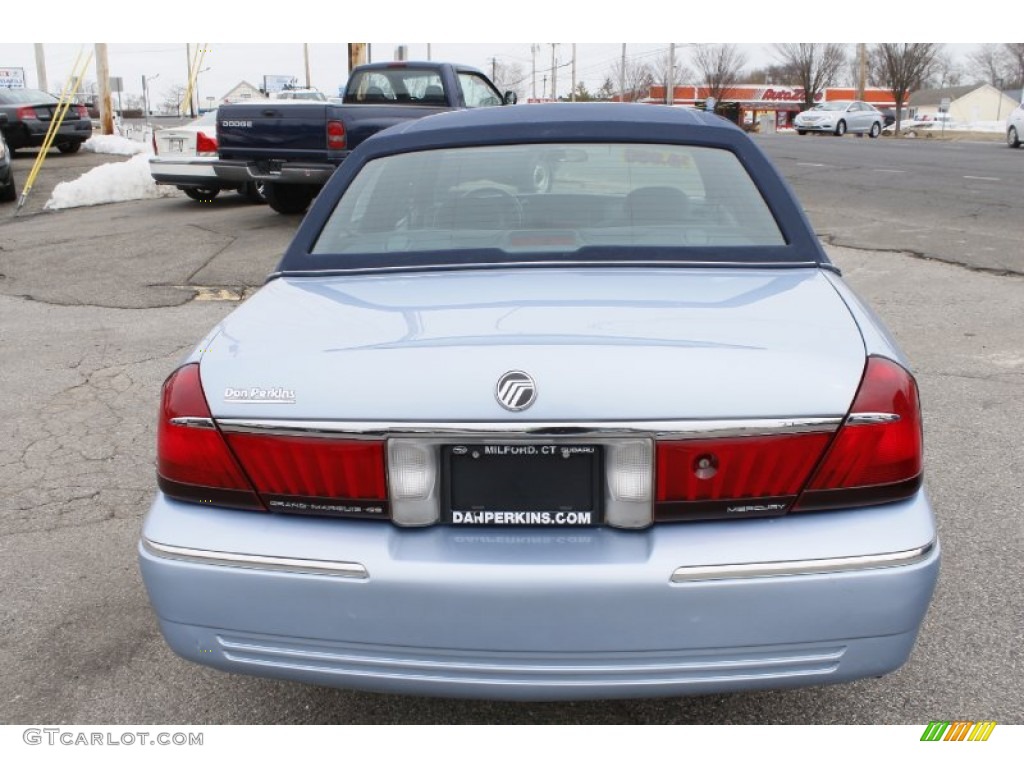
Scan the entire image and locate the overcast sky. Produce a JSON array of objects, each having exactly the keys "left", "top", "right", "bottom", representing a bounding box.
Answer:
[
  {"left": 0, "top": 3, "right": 996, "bottom": 104},
  {"left": 0, "top": 41, "right": 987, "bottom": 106}
]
